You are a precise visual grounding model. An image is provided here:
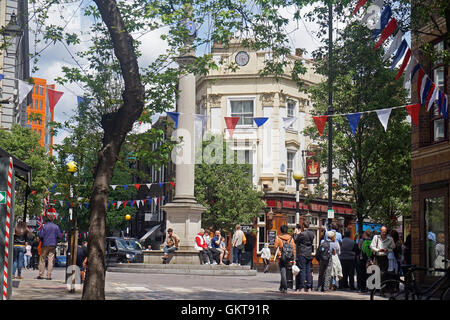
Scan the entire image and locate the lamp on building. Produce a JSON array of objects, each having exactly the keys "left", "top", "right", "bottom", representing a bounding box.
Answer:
[
  {"left": 305, "top": 211, "right": 312, "bottom": 224},
  {"left": 1, "top": 12, "right": 24, "bottom": 56},
  {"left": 293, "top": 171, "right": 303, "bottom": 225},
  {"left": 66, "top": 161, "right": 78, "bottom": 293}
]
